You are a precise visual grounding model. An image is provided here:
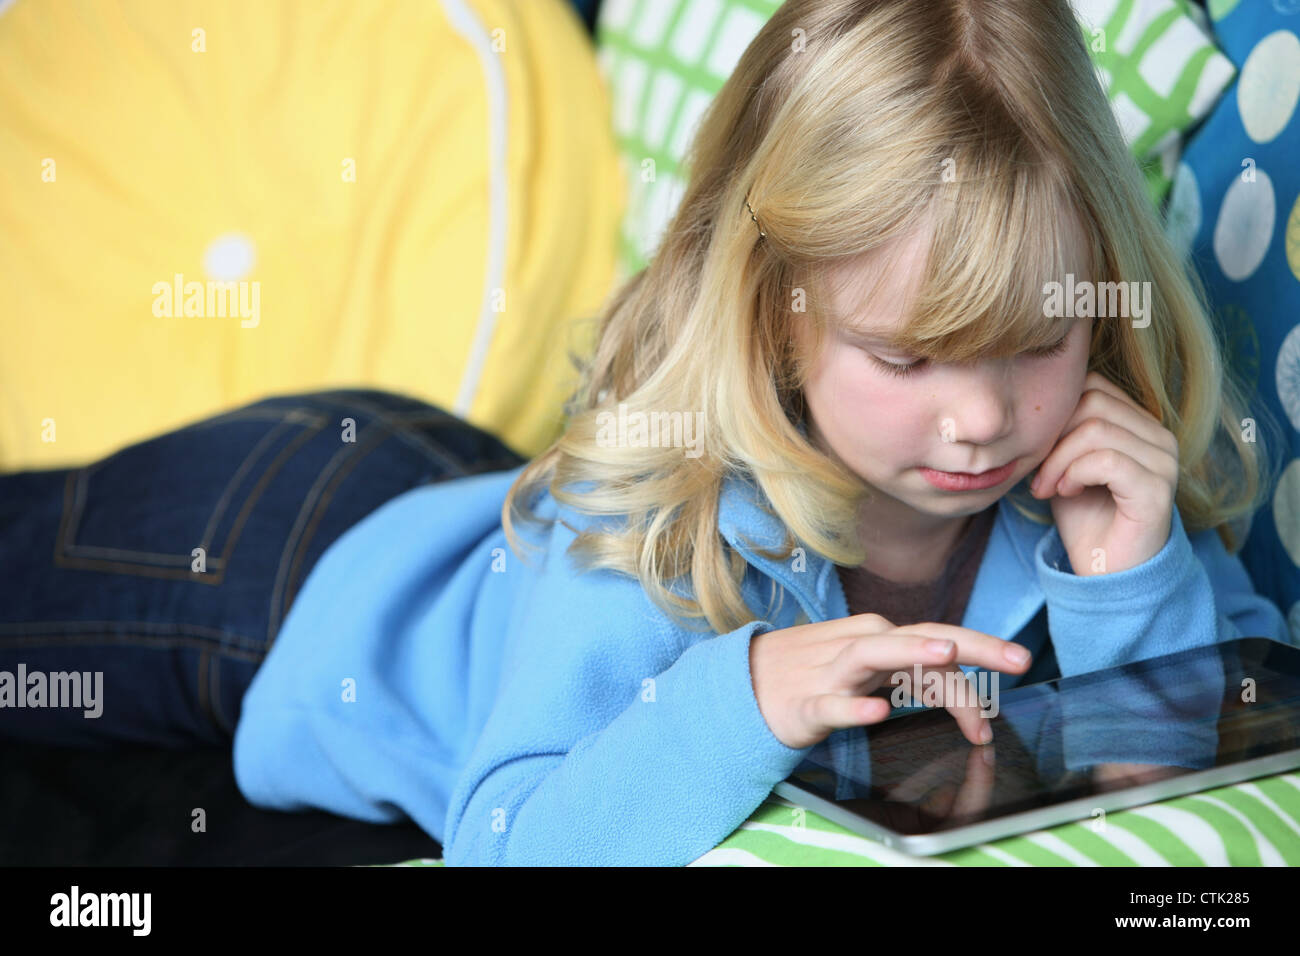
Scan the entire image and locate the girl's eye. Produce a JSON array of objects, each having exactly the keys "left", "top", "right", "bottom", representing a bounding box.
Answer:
[
  {"left": 869, "top": 354, "right": 926, "bottom": 378},
  {"left": 867, "top": 332, "right": 1069, "bottom": 379},
  {"left": 1026, "top": 332, "right": 1071, "bottom": 359}
]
